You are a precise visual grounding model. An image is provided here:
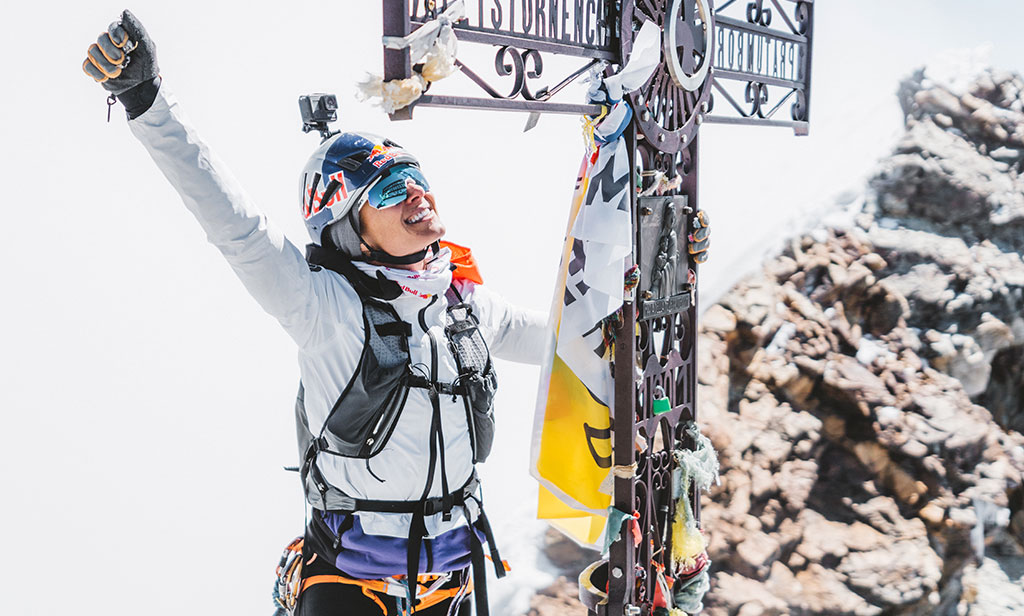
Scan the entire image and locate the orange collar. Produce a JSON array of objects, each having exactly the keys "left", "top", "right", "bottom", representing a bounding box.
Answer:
[{"left": 440, "top": 240, "right": 483, "bottom": 285}]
